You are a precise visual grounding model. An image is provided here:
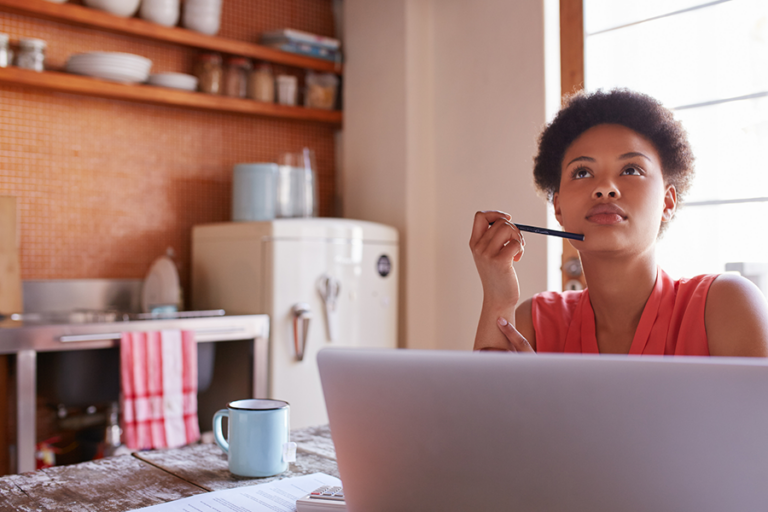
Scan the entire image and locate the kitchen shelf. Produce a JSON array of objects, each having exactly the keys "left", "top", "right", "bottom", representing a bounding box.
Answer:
[
  {"left": 0, "top": 0, "right": 342, "bottom": 74},
  {"left": 0, "top": 66, "right": 343, "bottom": 124}
]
